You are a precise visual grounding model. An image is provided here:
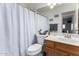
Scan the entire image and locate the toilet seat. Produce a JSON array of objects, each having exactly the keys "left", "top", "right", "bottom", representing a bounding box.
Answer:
[{"left": 28, "top": 44, "right": 42, "bottom": 56}]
